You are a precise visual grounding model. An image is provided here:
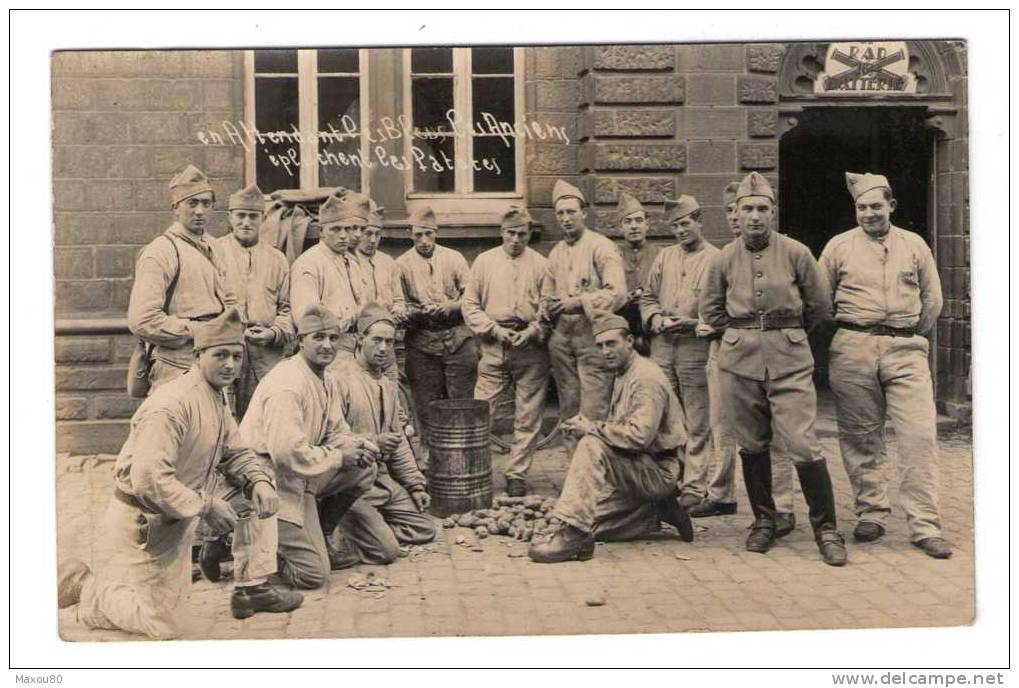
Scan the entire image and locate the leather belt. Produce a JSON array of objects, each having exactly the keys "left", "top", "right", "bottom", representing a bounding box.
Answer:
[
  {"left": 728, "top": 315, "right": 803, "bottom": 331},
  {"left": 496, "top": 319, "right": 532, "bottom": 332},
  {"left": 114, "top": 487, "right": 157, "bottom": 514},
  {"left": 837, "top": 321, "right": 917, "bottom": 337}
]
